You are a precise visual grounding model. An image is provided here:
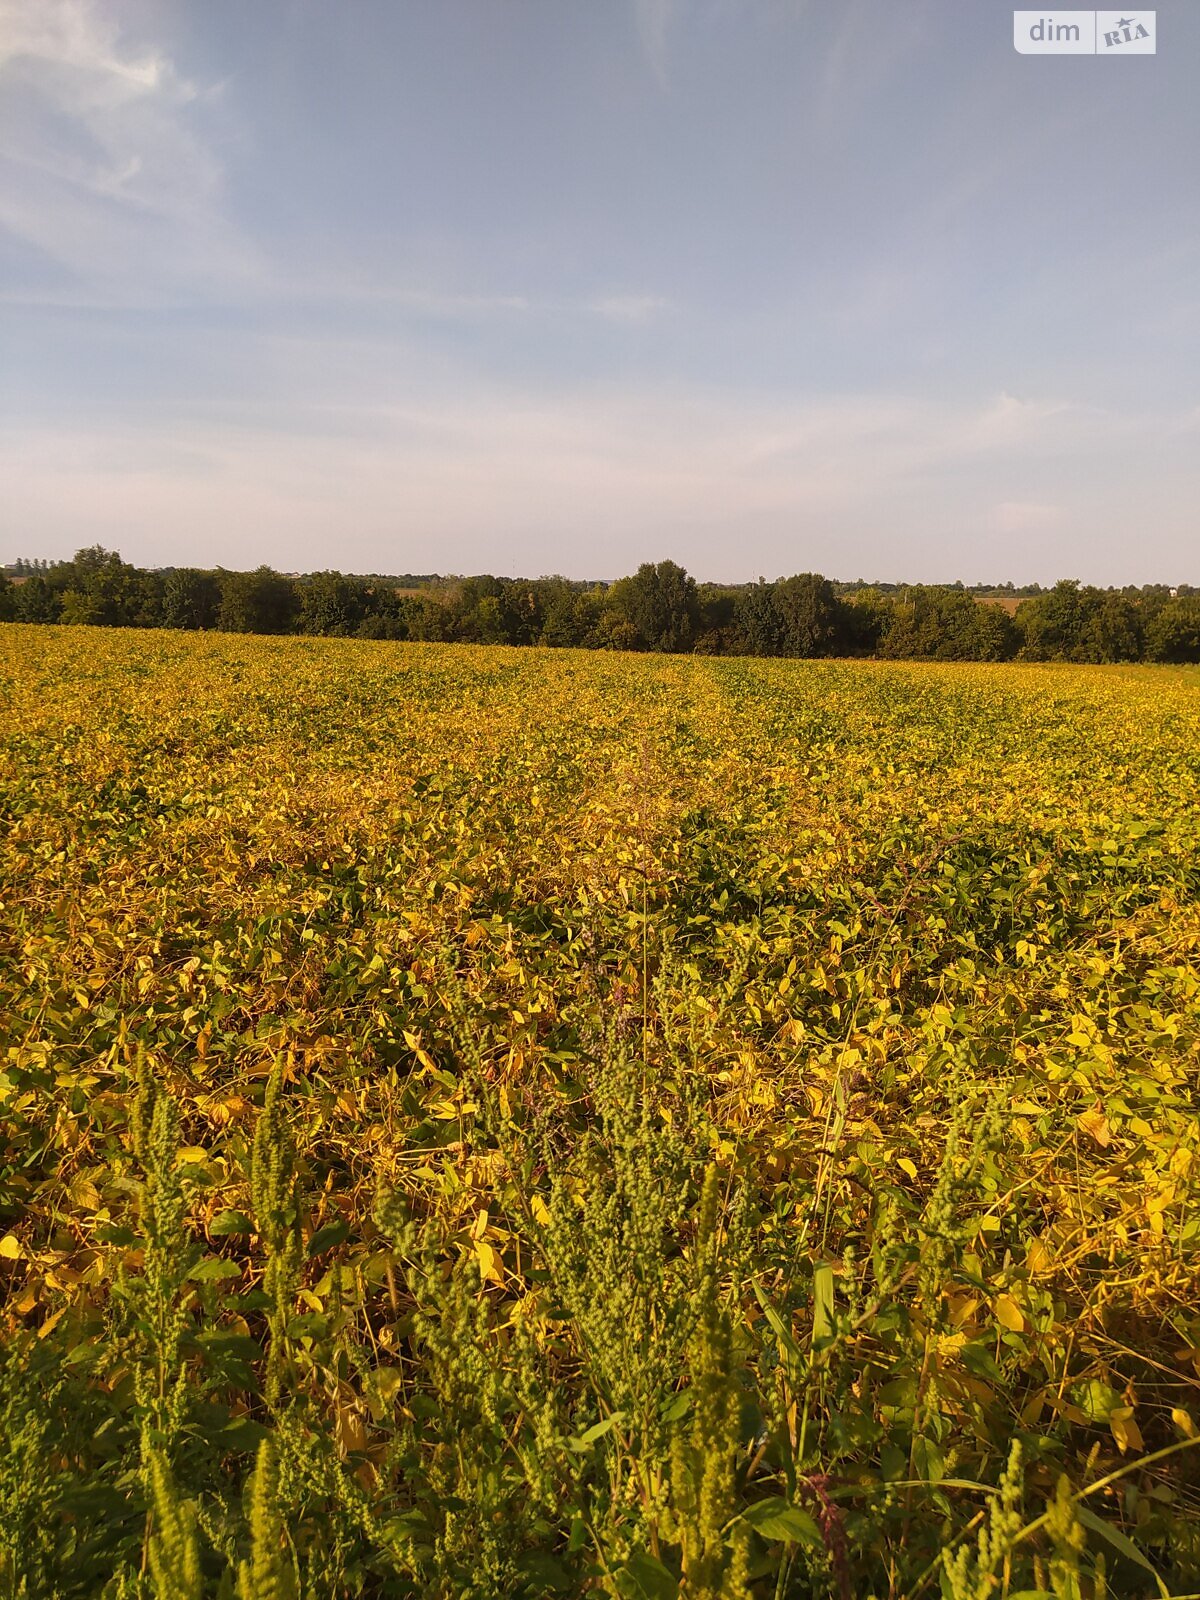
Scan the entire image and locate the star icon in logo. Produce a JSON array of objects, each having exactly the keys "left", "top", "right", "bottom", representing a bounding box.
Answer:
[{"left": 1115, "top": 16, "right": 1135, "bottom": 26}]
